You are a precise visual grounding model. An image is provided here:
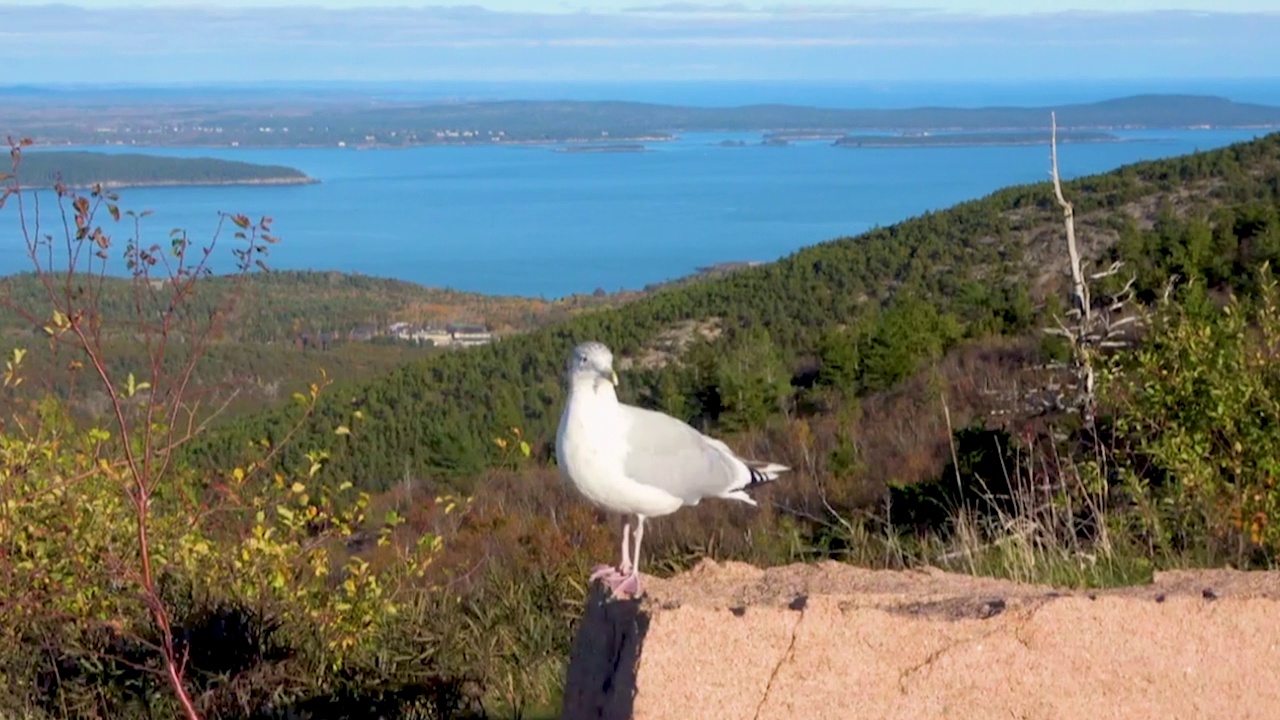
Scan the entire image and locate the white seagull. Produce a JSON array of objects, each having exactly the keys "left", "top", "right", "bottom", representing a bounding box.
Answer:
[{"left": 555, "top": 341, "right": 789, "bottom": 597}]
